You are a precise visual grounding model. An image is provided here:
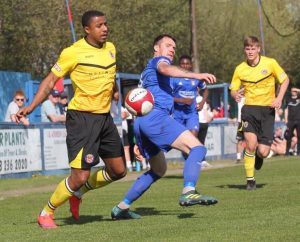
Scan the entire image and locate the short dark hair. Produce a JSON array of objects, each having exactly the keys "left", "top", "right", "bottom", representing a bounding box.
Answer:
[
  {"left": 153, "top": 34, "right": 176, "bottom": 47},
  {"left": 82, "top": 10, "right": 105, "bottom": 27},
  {"left": 179, "top": 55, "right": 192, "bottom": 63},
  {"left": 244, "top": 36, "right": 260, "bottom": 47}
]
